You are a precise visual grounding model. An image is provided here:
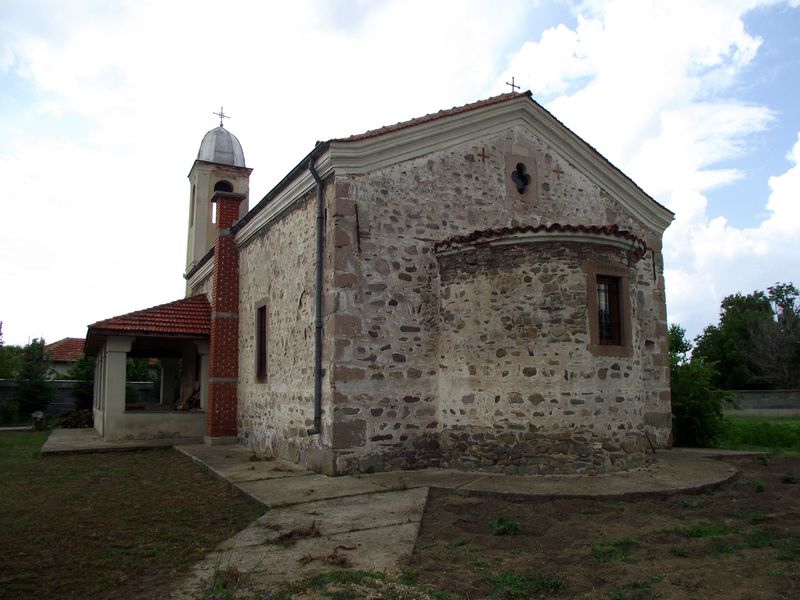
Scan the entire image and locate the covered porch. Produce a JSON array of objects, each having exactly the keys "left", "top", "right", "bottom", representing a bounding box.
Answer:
[{"left": 85, "top": 295, "right": 211, "bottom": 442}]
